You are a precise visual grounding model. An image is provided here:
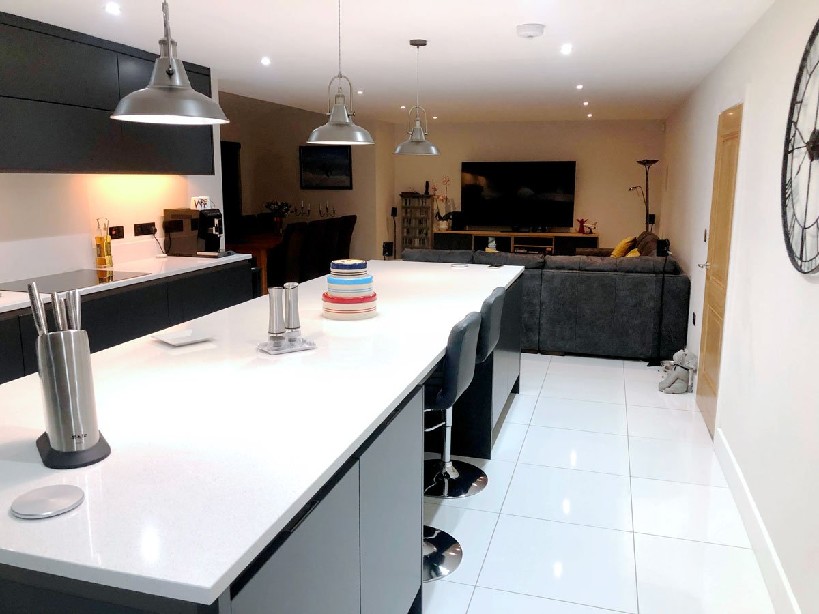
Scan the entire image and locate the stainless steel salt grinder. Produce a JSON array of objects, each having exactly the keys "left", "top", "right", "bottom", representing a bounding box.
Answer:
[
  {"left": 284, "top": 282, "right": 301, "bottom": 340},
  {"left": 268, "top": 287, "right": 285, "bottom": 345}
]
